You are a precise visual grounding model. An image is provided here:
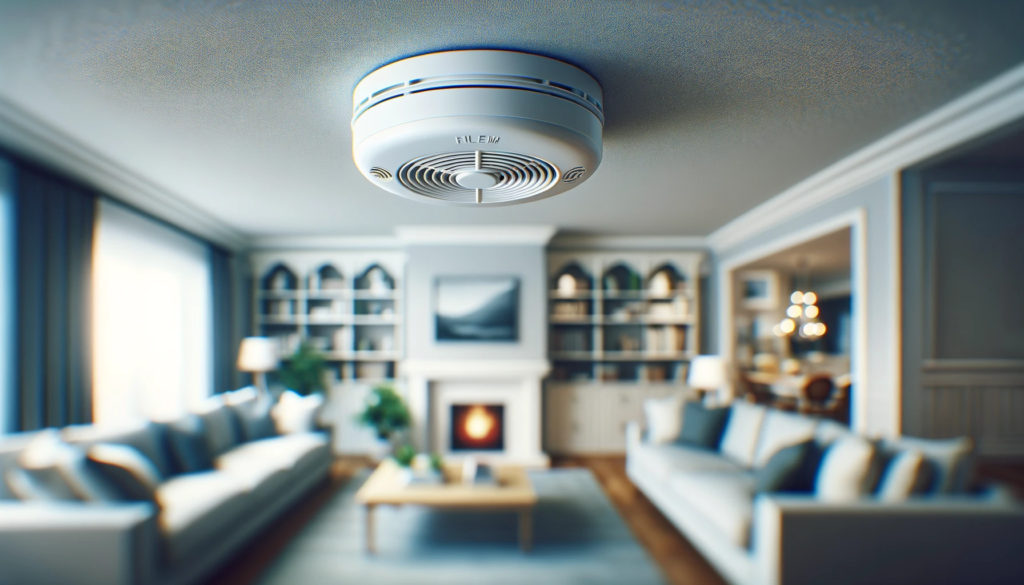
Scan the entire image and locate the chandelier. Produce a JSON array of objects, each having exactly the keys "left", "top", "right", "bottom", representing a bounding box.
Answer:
[{"left": 773, "top": 261, "right": 826, "bottom": 339}]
